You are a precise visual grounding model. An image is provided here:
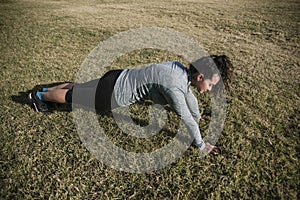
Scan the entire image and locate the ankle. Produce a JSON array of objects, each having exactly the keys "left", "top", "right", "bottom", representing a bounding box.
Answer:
[{"left": 36, "top": 92, "right": 44, "bottom": 101}]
